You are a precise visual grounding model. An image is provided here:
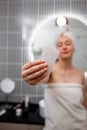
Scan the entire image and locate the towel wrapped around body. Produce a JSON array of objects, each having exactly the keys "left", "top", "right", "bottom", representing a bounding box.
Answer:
[{"left": 43, "top": 83, "right": 87, "bottom": 130}]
